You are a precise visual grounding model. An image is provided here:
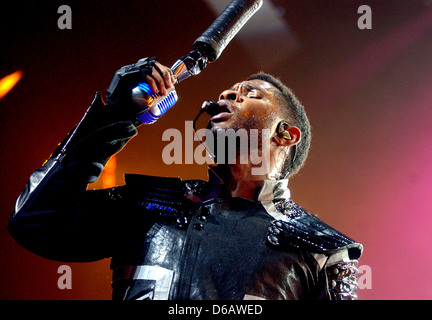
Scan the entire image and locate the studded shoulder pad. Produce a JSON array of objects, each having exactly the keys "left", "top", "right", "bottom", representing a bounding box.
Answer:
[{"left": 266, "top": 200, "right": 362, "bottom": 259}]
